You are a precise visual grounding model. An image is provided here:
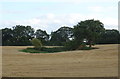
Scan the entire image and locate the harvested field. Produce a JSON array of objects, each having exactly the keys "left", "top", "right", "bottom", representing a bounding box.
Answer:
[{"left": 1, "top": 44, "right": 118, "bottom": 77}]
